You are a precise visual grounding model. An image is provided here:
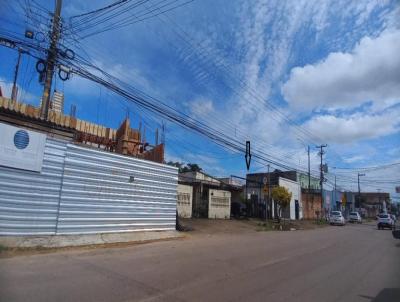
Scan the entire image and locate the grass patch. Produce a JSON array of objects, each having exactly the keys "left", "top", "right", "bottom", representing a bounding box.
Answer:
[
  {"left": 313, "top": 219, "right": 328, "bottom": 225},
  {"left": 256, "top": 222, "right": 275, "bottom": 232},
  {"left": 0, "top": 244, "right": 9, "bottom": 253}
]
